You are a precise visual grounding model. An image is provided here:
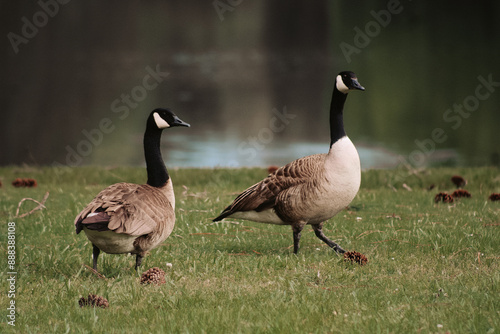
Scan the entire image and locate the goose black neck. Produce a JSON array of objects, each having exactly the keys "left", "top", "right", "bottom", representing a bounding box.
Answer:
[
  {"left": 329, "top": 86, "right": 348, "bottom": 147},
  {"left": 144, "top": 126, "right": 169, "bottom": 188}
]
